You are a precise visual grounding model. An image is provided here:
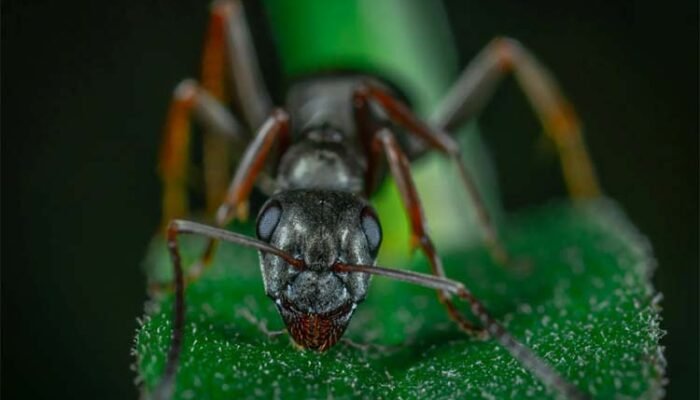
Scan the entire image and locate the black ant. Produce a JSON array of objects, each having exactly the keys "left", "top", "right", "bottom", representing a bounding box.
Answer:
[{"left": 151, "top": 1, "right": 600, "bottom": 398}]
